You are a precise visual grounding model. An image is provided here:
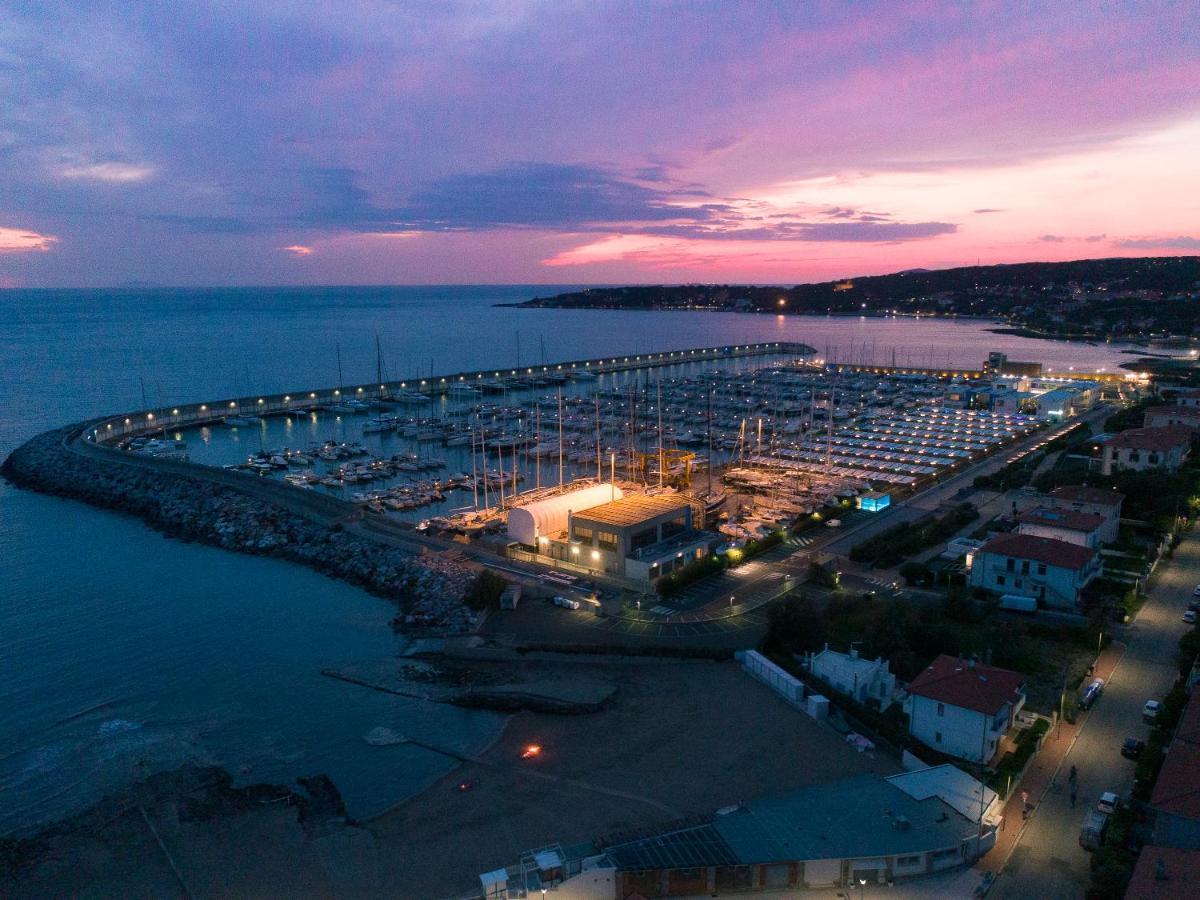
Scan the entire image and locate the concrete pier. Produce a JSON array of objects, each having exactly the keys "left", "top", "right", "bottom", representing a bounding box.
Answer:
[{"left": 83, "top": 341, "right": 810, "bottom": 443}]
